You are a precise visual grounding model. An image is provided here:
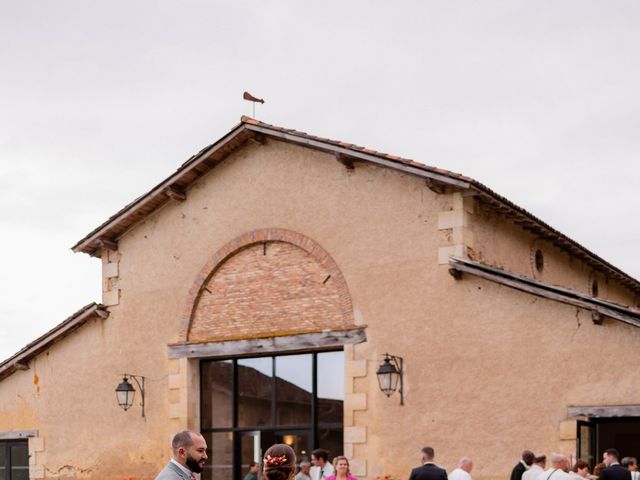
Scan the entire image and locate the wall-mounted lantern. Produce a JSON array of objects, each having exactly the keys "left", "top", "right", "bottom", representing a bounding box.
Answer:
[
  {"left": 376, "top": 353, "right": 404, "bottom": 405},
  {"left": 115, "top": 374, "right": 146, "bottom": 417}
]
